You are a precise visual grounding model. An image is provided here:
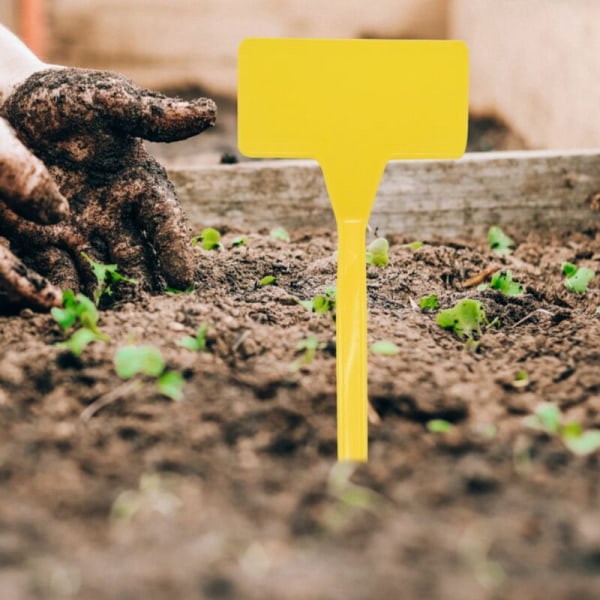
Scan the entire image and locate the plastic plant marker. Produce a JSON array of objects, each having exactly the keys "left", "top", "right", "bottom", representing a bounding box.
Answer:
[{"left": 238, "top": 39, "right": 468, "bottom": 461}]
